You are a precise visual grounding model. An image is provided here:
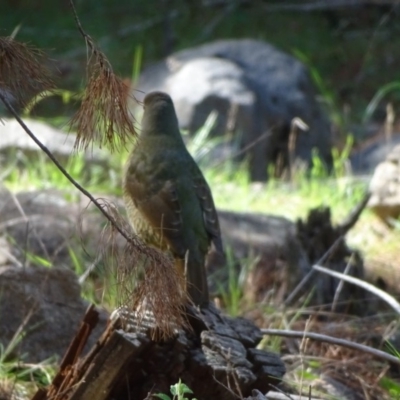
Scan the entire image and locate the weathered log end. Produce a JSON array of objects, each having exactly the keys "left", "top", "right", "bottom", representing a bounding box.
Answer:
[{"left": 32, "top": 303, "right": 285, "bottom": 400}]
